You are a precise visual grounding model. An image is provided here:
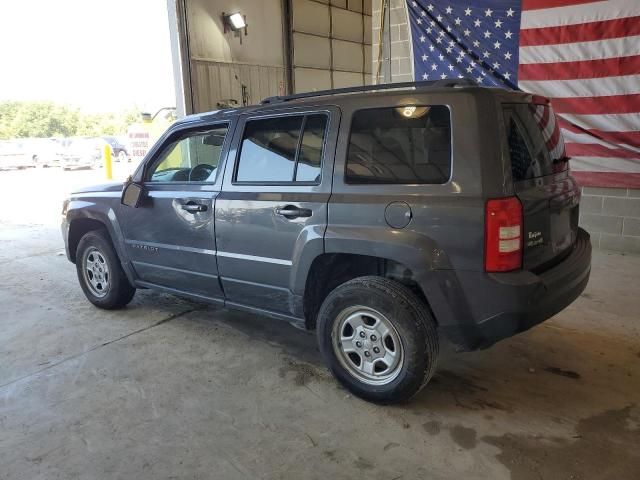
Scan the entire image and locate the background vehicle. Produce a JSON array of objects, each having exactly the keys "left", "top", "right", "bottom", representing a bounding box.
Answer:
[
  {"left": 25, "top": 138, "right": 65, "bottom": 167},
  {"left": 103, "top": 136, "right": 129, "bottom": 162},
  {"left": 0, "top": 140, "right": 34, "bottom": 170},
  {"left": 61, "top": 81, "right": 591, "bottom": 404},
  {"left": 61, "top": 137, "right": 105, "bottom": 170}
]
